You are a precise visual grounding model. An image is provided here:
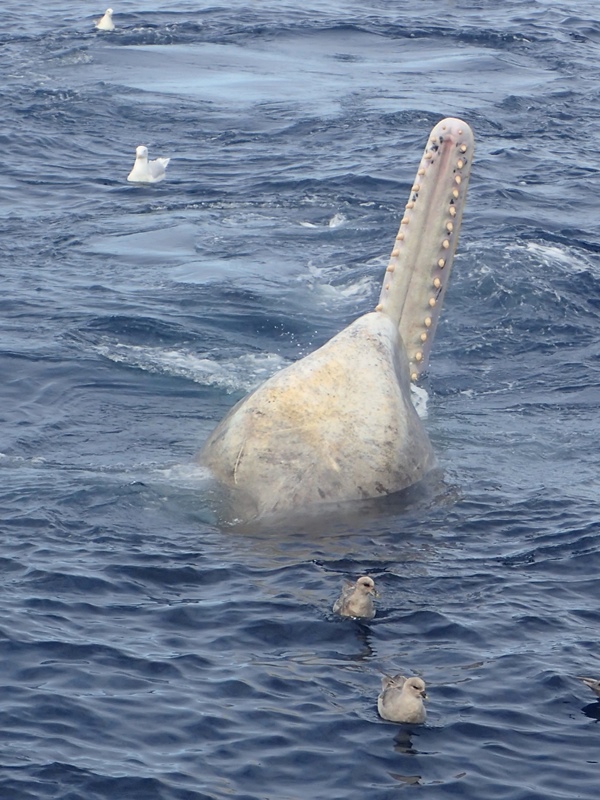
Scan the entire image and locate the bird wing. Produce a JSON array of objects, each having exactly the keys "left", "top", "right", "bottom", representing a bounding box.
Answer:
[
  {"left": 381, "top": 673, "right": 406, "bottom": 691},
  {"left": 578, "top": 676, "right": 600, "bottom": 694}
]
